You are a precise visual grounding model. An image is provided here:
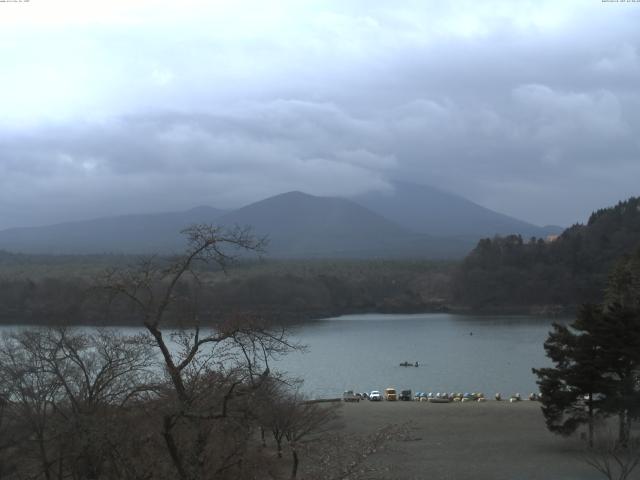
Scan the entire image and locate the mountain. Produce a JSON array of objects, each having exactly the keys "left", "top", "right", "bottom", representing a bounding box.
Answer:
[
  {"left": 215, "top": 191, "right": 470, "bottom": 258},
  {"left": 0, "top": 206, "right": 225, "bottom": 254},
  {"left": 0, "top": 192, "right": 474, "bottom": 258},
  {"left": 0, "top": 182, "right": 561, "bottom": 258},
  {"left": 352, "top": 181, "right": 562, "bottom": 238}
]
